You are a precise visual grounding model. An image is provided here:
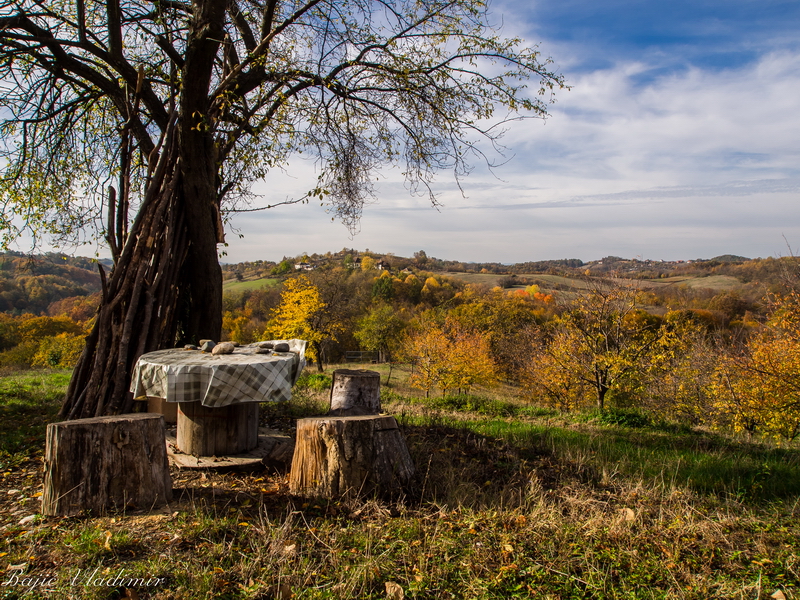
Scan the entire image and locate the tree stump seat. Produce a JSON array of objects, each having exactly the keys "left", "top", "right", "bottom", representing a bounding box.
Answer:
[
  {"left": 289, "top": 369, "right": 414, "bottom": 498},
  {"left": 289, "top": 415, "right": 414, "bottom": 498},
  {"left": 42, "top": 413, "right": 172, "bottom": 516},
  {"left": 328, "top": 369, "right": 381, "bottom": 416}
]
